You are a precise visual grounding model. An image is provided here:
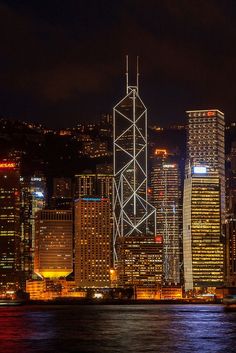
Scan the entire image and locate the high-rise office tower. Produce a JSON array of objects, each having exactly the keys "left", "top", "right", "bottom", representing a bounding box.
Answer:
[
  {"left": 75, "top": 172, "right": 113, "bottom": 269},
  {"left": 186, "top": 109, "right": 225, "bottom": 223},
  {"left": 0, "top": 161, "right": 21, "bottom": 290},
  {"left": 225, "top": 142, "right": 236, "bottom": 286},
  {"left": 74, "top": 173, "right": 113, "bottom": 199},
  {"left": 50, "top": 177, "right": 72, "bottom": 209},
  {"left": 74, "top": 197, "right": 111, "bottom": 287},
  {"left": 53, "top": 177, "right": 72, "bottom": 198},
  {"left": 34, "top": 209, "right": 73, "bottom": 279},
  {"left": 183, "top": 168, "right": 223, "bottom": 290},
  {"left": 225, "top": 219, "right": 236, "bottom": 286},
  {"left": 226, "top": 141, "right": 236, "bottom": 215},
  {"left": 151, "top": 149, "right": 182, "bottom": 284},
  {"left": 20, "top": 174, "right": 46, "bottom": 279},
  {"left": 113, "top": 57, "right": 161, "bottom": 287},
  {"left": 183, "top": 109, "right": 225, "bottom": 291}
]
